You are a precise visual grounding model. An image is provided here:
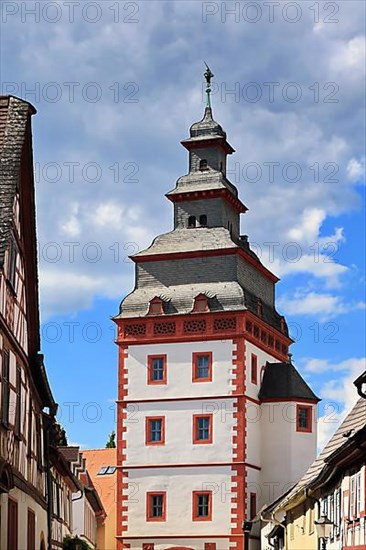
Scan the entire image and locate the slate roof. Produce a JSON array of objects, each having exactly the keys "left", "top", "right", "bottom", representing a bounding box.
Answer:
[
  {"left": 270, "top": 396, "right": 366, "bottom": 513},
  {"left": 189, "top": 106, "right": 228, "bottom": 139},
  {"left": 167, "top": 170, "right": 239, "bottom": 198},
  {"left": 258, "top": 362, "right": 320, "bottom": 402},
  {"left": 133, "top": 227, "right": 235, "bottom": 257},
  {"left": 119, "top": 281, "right": 247, "bottom": 318},
  {"left": 0, "top": 96, "right": 36, "bottom": 267}
]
